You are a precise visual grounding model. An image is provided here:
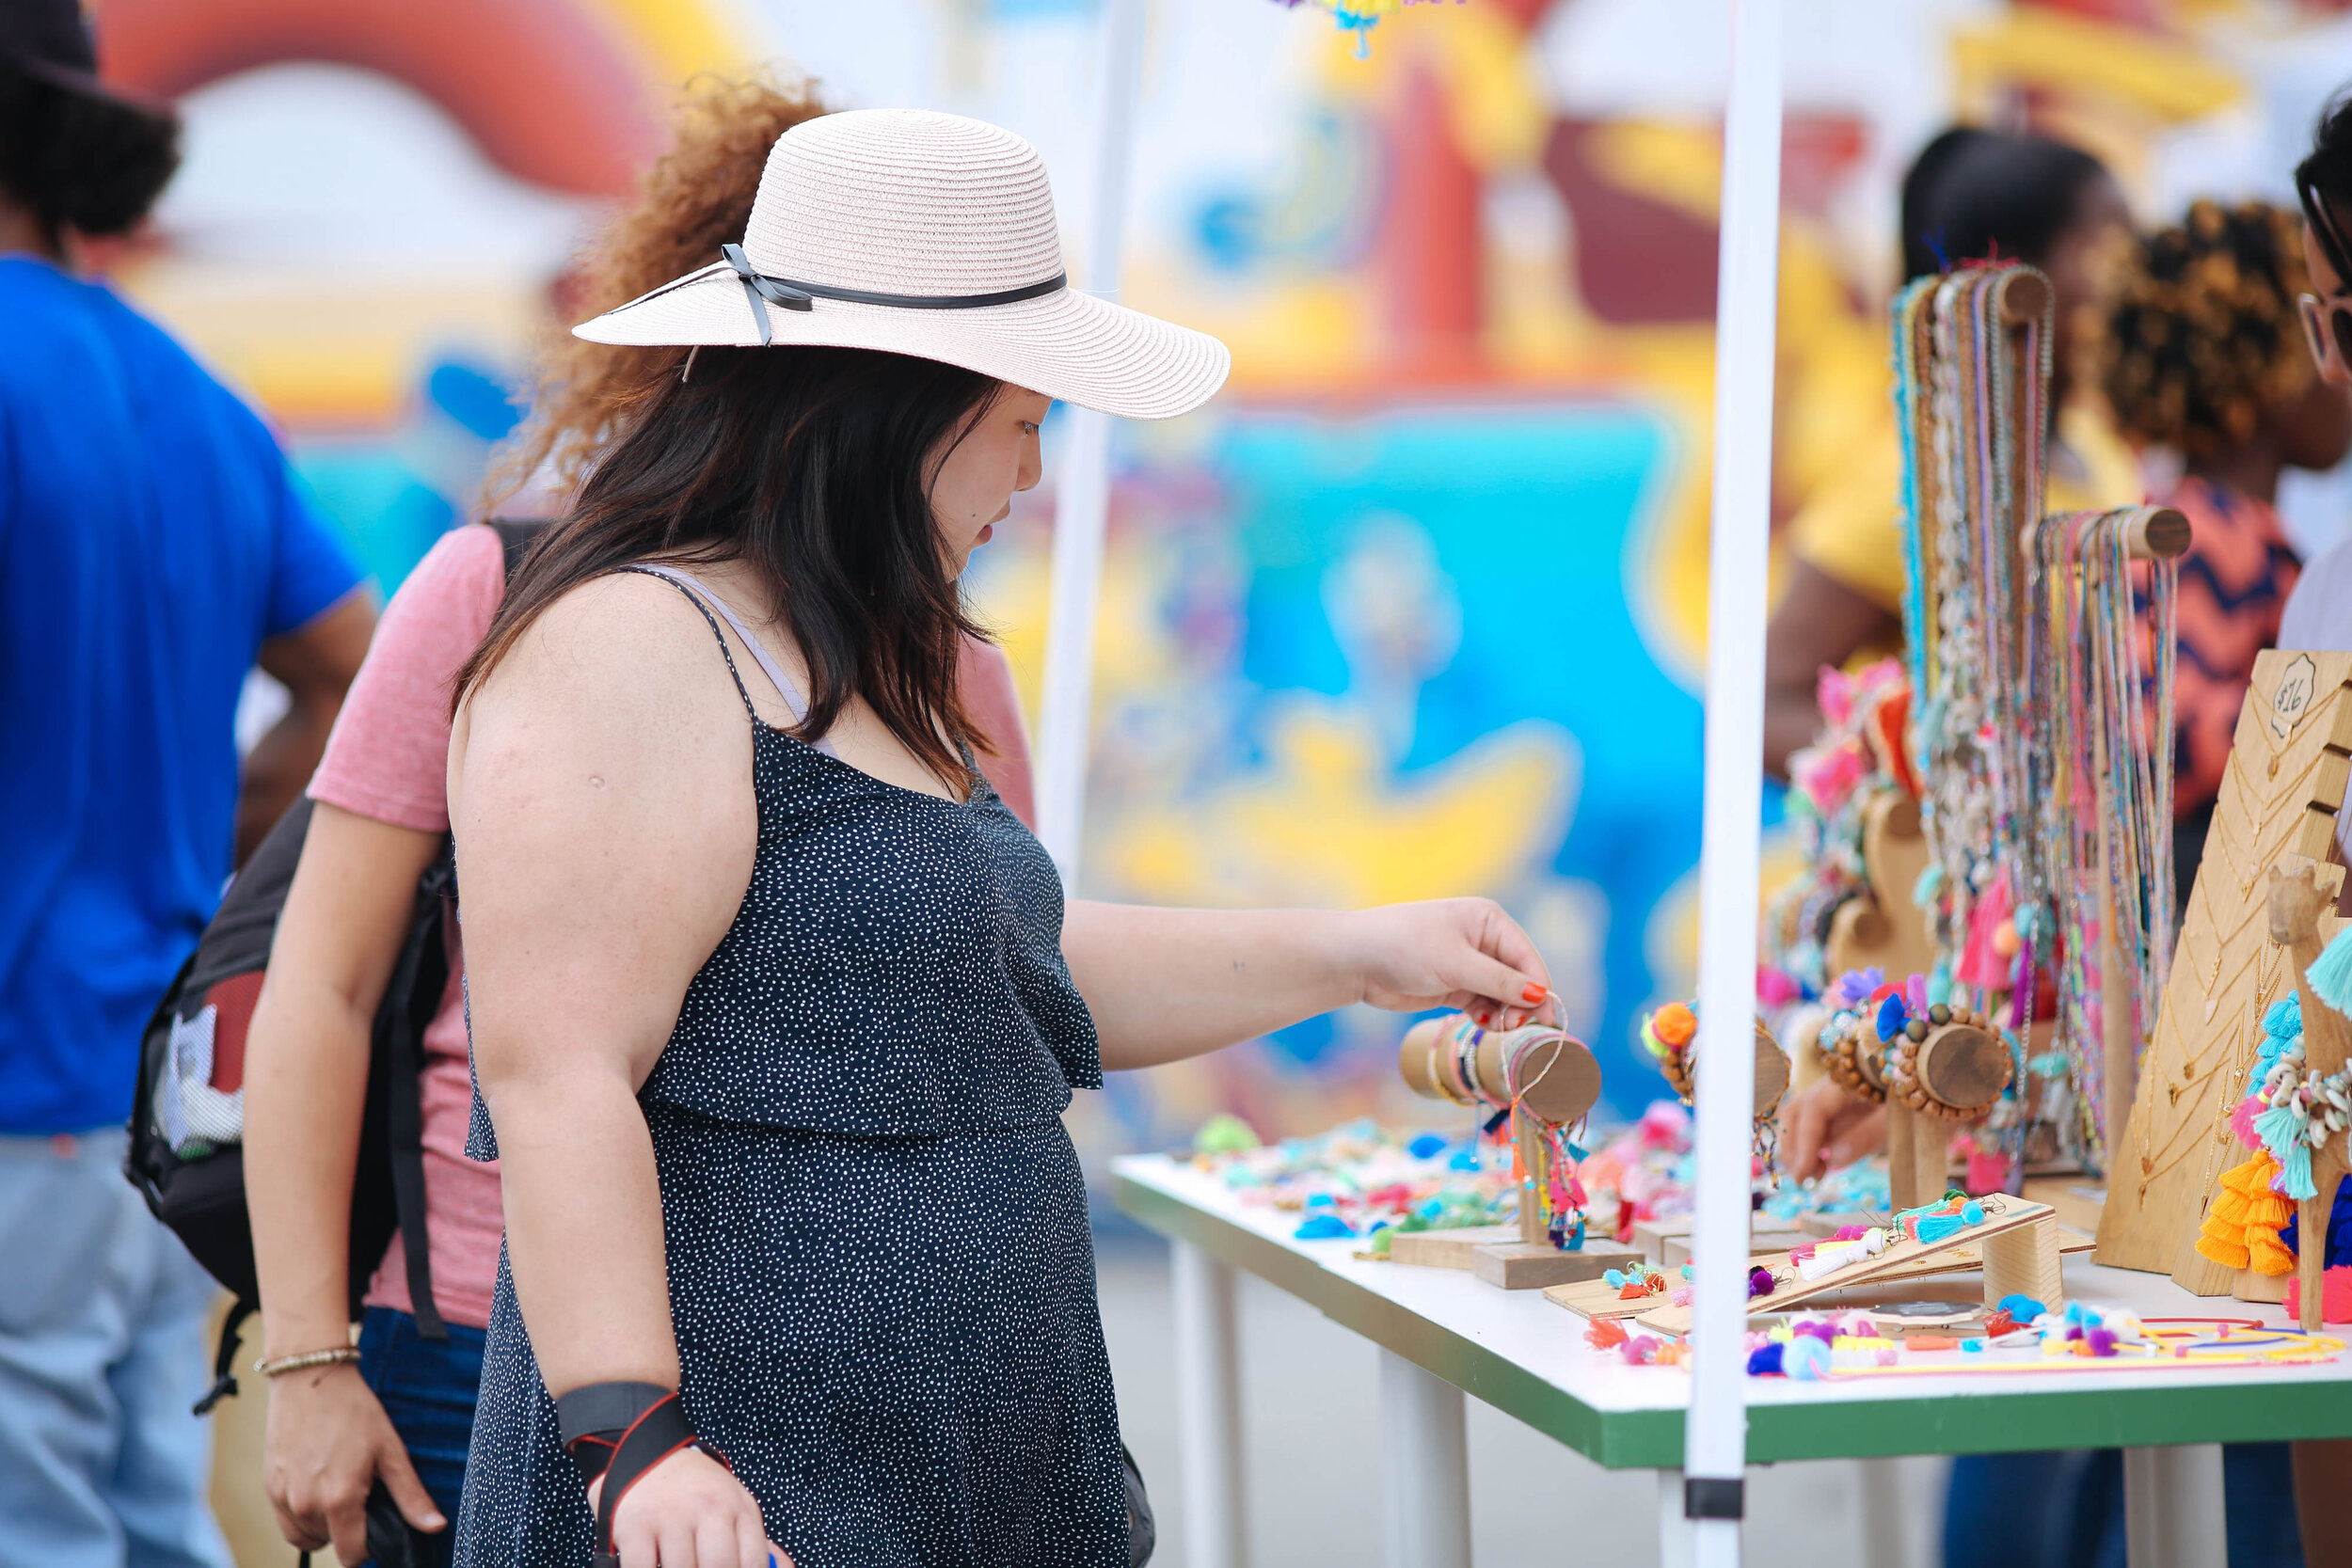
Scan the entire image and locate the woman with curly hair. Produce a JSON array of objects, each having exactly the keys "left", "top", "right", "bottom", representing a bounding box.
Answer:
[
  {"left": 2102, "top": 198, "right": 2352, "bottom": 907},
  {"left": 238, "top": 76, "right": 1022, "bottom": 1568}
]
